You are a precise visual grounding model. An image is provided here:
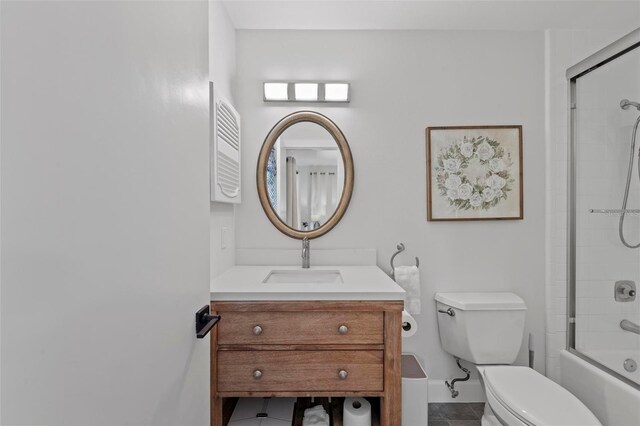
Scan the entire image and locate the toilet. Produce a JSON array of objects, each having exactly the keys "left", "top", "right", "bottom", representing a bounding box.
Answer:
[{"left": 434, "top": 292, "right": 601, "bottom": 426}]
